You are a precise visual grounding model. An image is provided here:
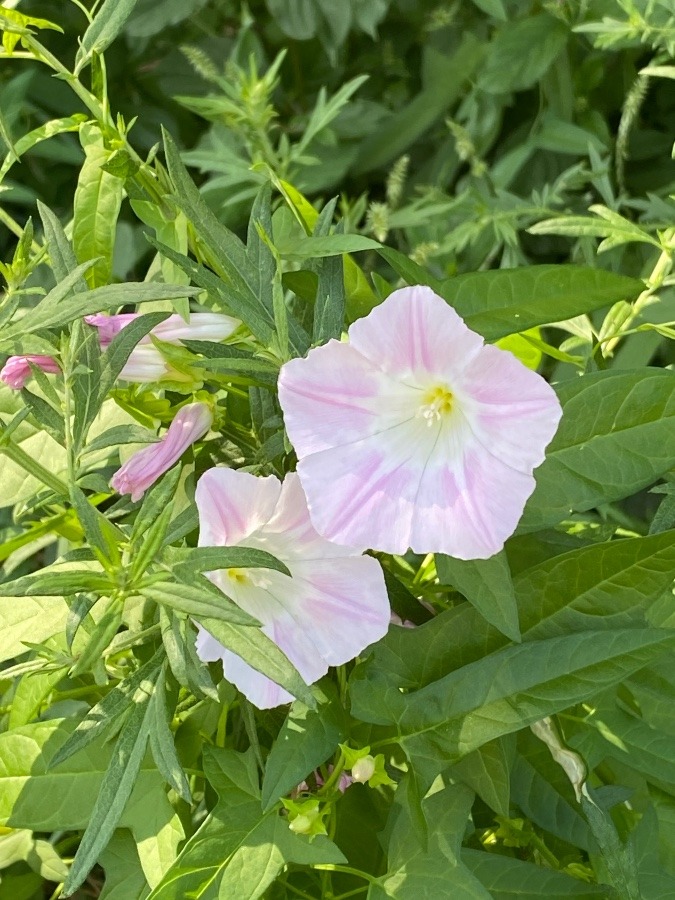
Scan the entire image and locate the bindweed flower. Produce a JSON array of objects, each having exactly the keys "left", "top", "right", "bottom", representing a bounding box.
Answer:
[
  {"left": 1, "top": 355, "right": 60, "bottom": 390},
  {"left": 193, "top": 468, "right": 390, "bottom": 709},
  {"left": 85, "top": 312, "right": 240, "bottom": 382},
  {"left": 278, "top": 285, "right": 562, "bottom": 560},
  {"left": 111, "top": 402, "right": 212, "bottom": 501}
]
